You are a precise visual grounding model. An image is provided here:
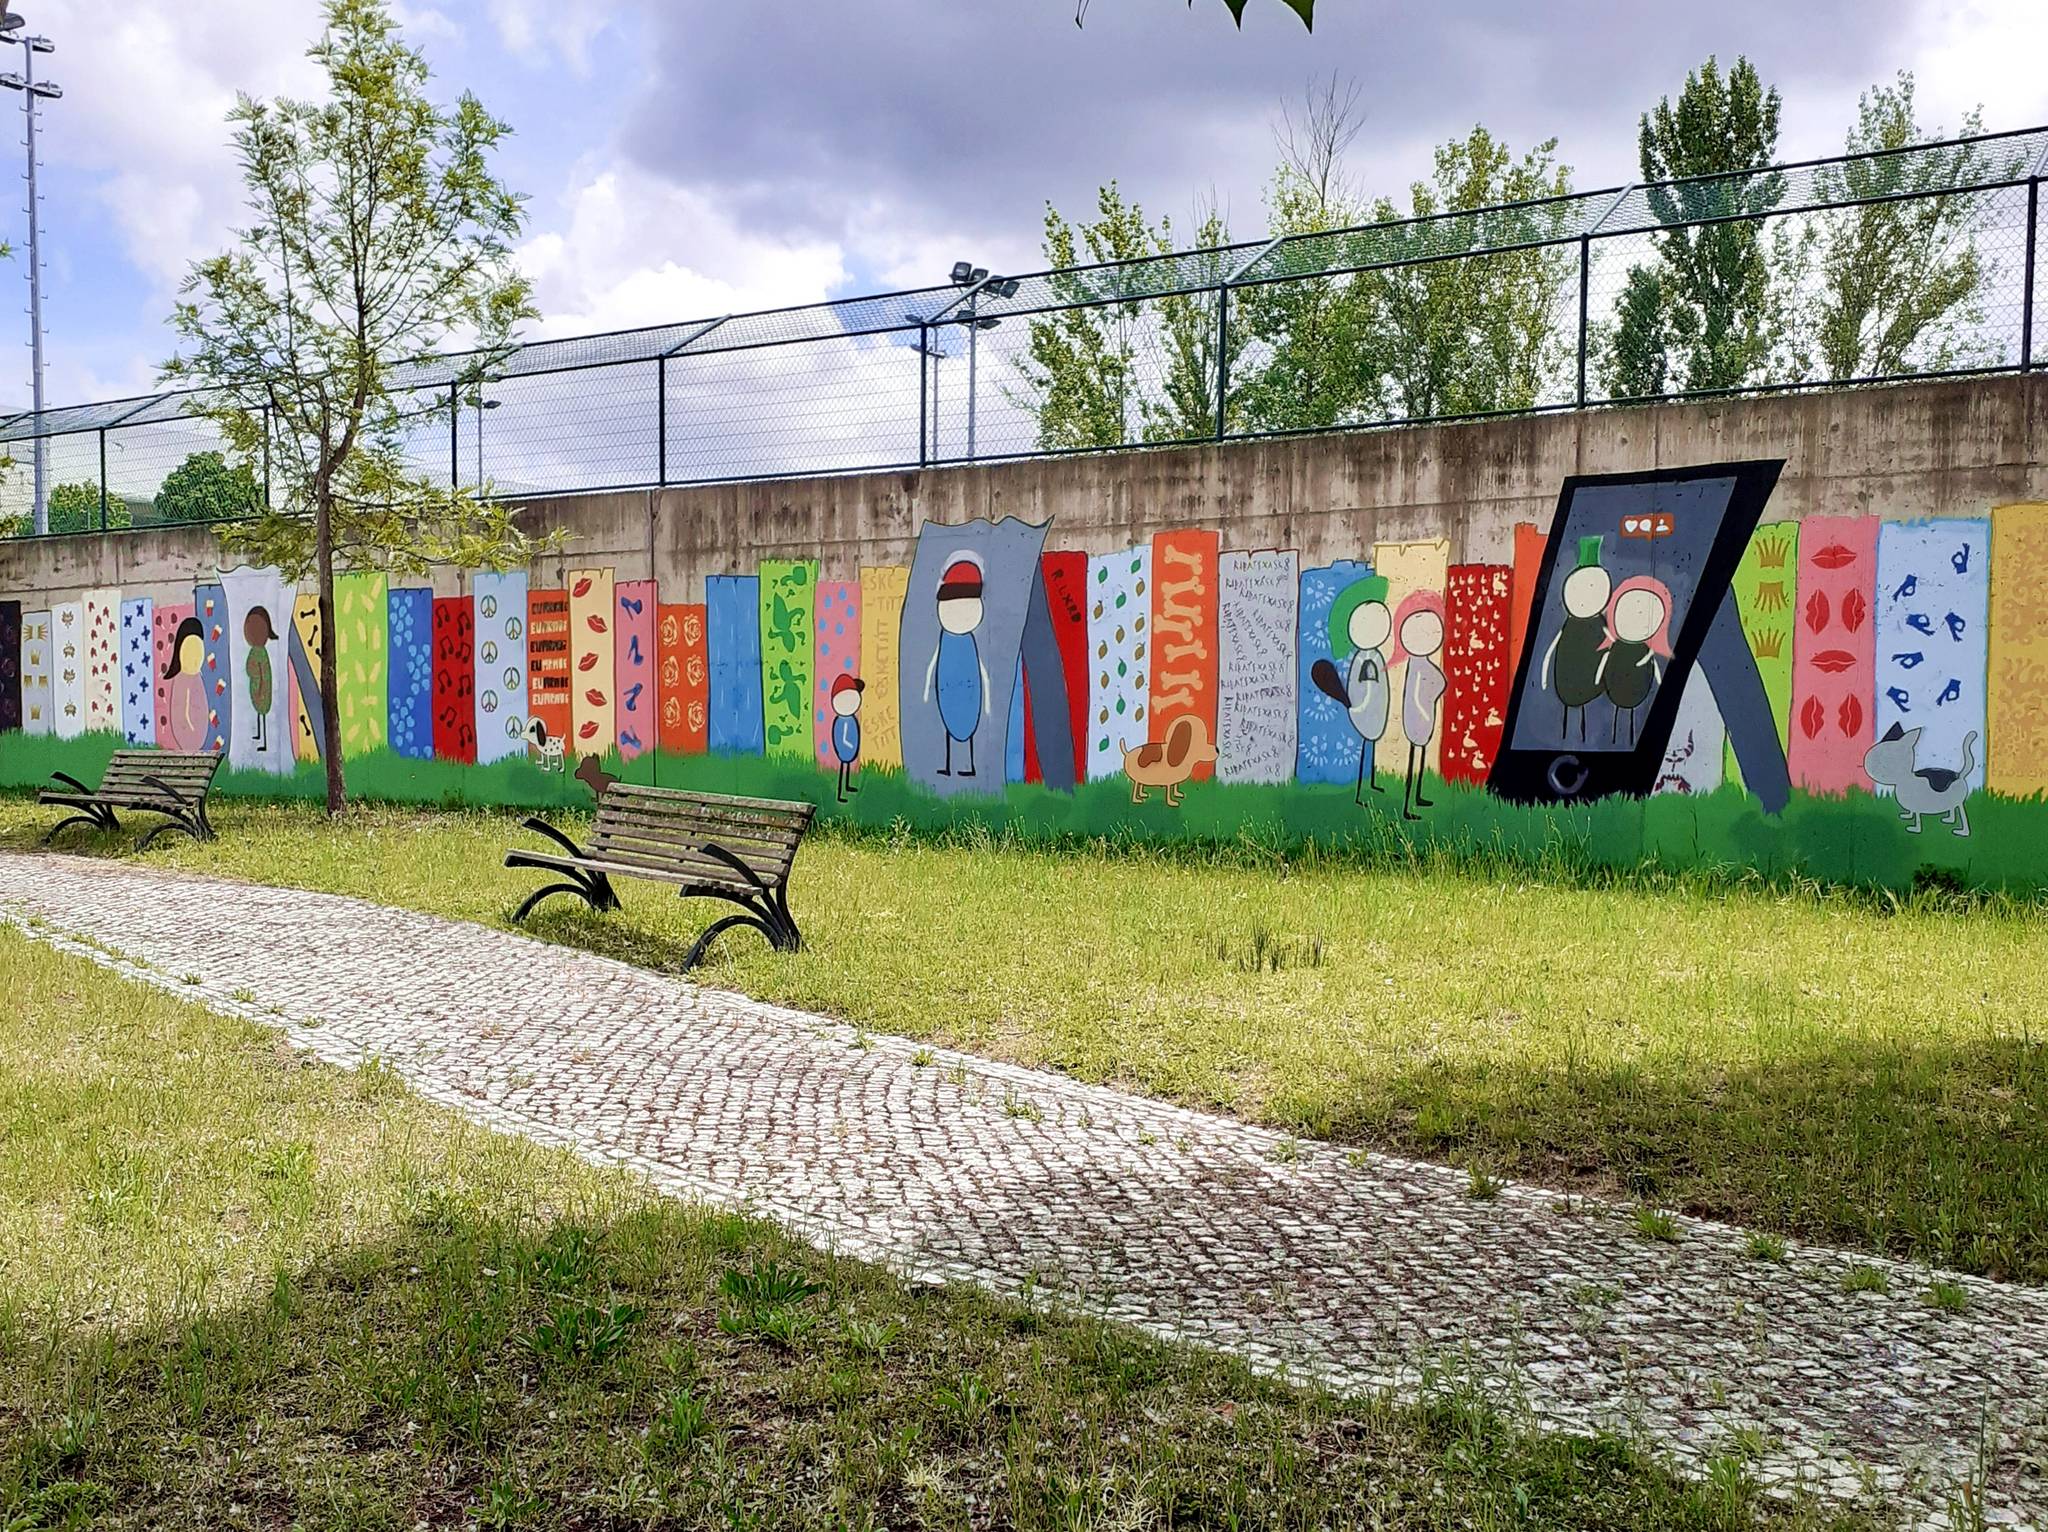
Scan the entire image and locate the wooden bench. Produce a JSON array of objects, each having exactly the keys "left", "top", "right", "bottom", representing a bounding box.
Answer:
[
  {"left": 40, "top": 749, "right": 224, "bottom": 851},
  {"left": 504, "top": 784, "right": 816, "bottom": 969}
]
